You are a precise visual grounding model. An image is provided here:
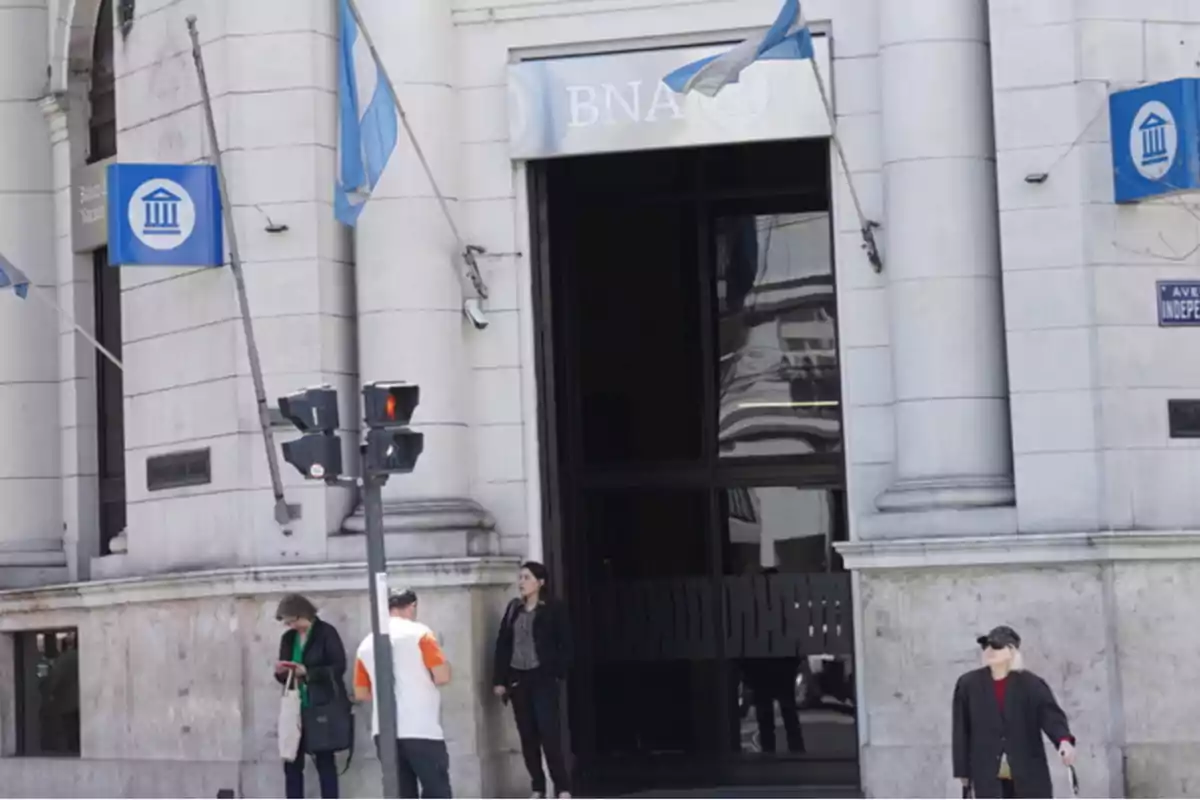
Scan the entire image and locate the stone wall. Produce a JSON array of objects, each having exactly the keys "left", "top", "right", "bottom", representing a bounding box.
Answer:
[
  {"left": 0, "top": 559, "right": 524, "bottom": 799},
  {"left": 855, "top": 557, "right": 1200, "bottom": 798}
]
